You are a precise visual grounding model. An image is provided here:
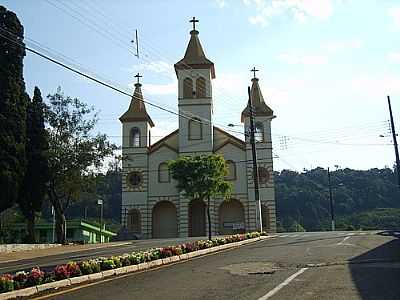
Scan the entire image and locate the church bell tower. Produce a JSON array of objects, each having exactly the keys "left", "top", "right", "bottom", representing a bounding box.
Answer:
[{"left": 174, "top": 17, "right": 215, "bottom": 154}]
